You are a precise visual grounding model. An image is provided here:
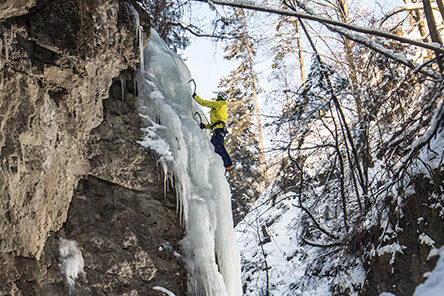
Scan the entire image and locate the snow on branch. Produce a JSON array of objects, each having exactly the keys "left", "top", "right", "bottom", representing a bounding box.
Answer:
[
  {"left": 395, "top": 93, "right": 444, "bottom": 179},
  {"left": 192, "top": 0, "right": 444, "bottom": 54},
  {"left": 323, "top": 23, "right": 439, "bottom": 78},
  {"left": 170, "top": 21, "right": 240, "bottom": 39}
]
